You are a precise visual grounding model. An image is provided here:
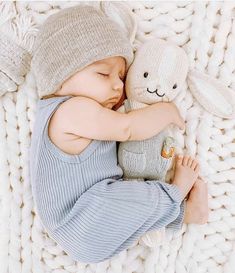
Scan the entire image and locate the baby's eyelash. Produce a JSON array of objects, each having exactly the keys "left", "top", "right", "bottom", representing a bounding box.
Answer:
[
  {"left": 98, "top": 72, "right": 125, "bottom": 81},
  {"left": 98, "top": 73, "right": 109, "bottom": 77}
]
